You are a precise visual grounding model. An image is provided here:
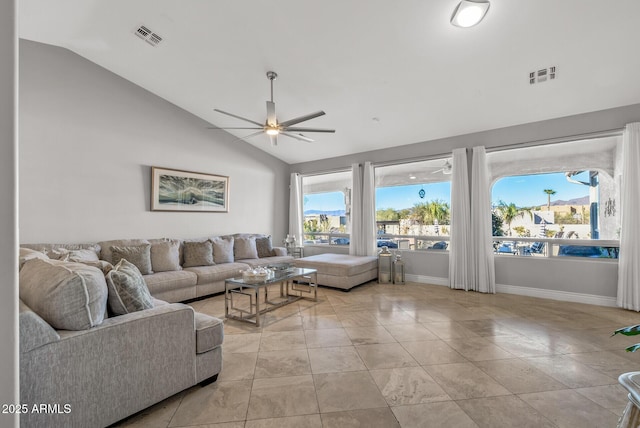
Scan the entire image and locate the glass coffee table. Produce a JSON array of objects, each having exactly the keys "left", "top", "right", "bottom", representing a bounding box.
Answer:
[{"left": 224, "top": 267, "right": 317, "bottom": 327}]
